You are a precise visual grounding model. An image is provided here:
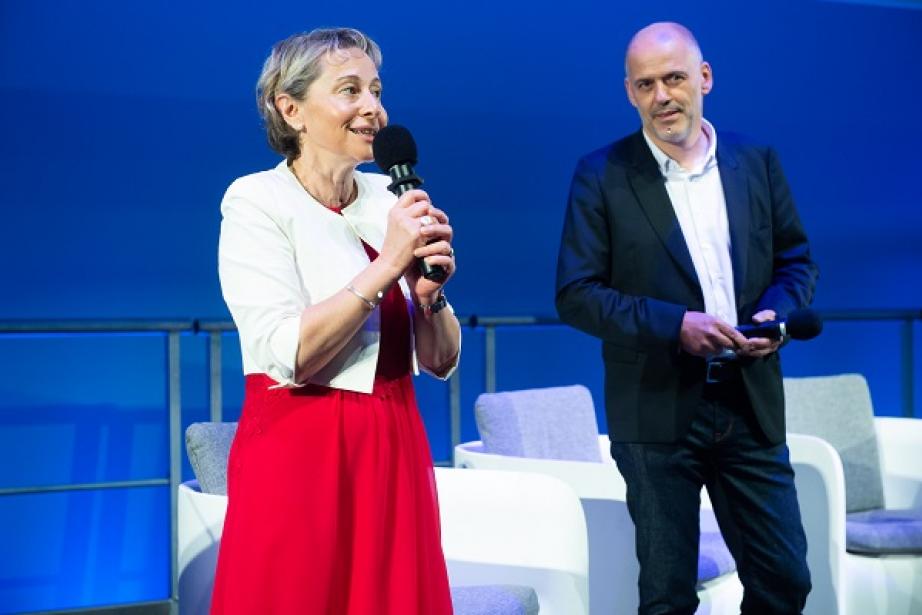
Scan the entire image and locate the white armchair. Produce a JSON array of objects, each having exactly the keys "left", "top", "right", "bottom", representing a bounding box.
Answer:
[
  {"left": 456, "top": 384, "right": 744, "bottom": 615},
  {"left": 178, "top": 467, "right": 589, "bottom": 615},
  {"left": 785, "top": 375, "right": 922, "bottom": 615},
  {"left": 177, "top": 480, "right": 225, "bottom": 615},
  {"left": 435, "top": 467, "right": 589, "bottom": 615},
  {"left": 456, "top": 435, "right": 743, "bottom": 615}
]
